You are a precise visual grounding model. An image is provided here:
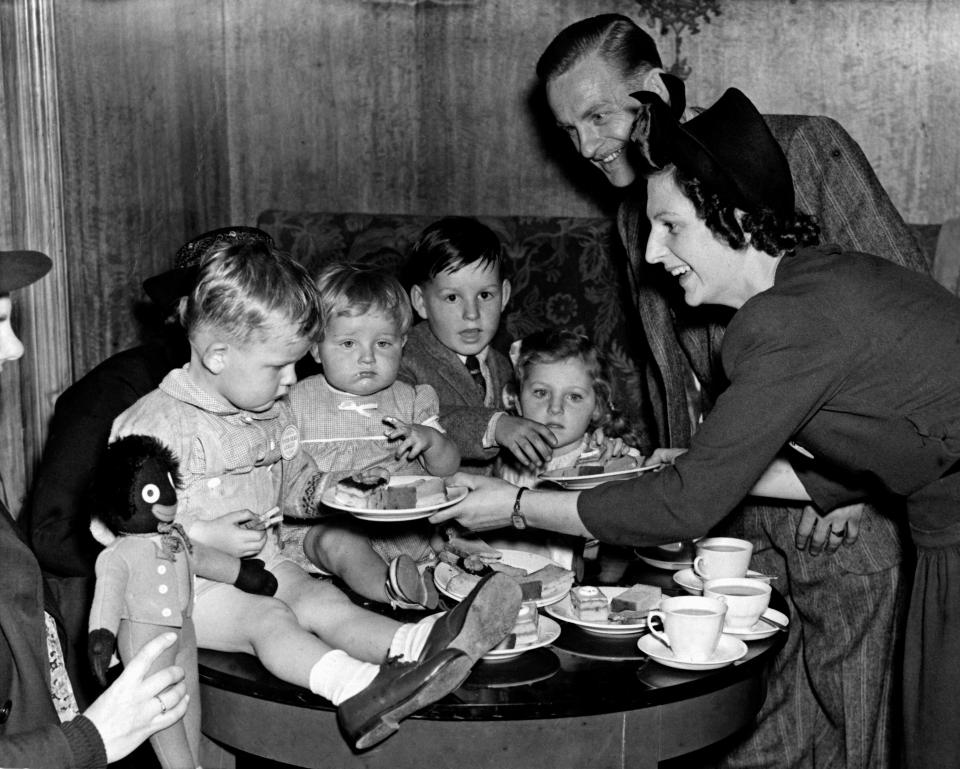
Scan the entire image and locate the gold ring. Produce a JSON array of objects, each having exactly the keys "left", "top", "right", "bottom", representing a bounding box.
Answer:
[{"left": 155, "top": 694, "right": 167, "bottom": 714}]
